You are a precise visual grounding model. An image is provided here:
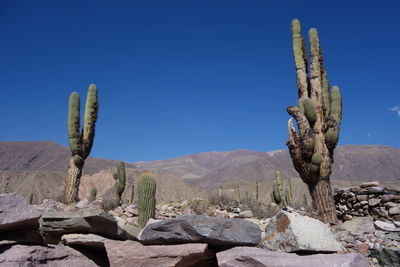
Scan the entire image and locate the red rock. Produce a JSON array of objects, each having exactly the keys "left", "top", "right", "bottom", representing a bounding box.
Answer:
[
  {"left": 356, "top": 243, "right": 369, "bottom": 254},
  {"left": 104, "top": 240, "right": 214, "bottom": 266}
]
